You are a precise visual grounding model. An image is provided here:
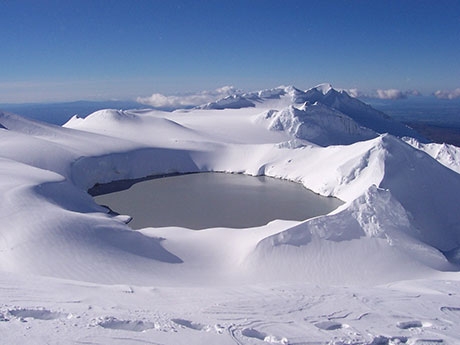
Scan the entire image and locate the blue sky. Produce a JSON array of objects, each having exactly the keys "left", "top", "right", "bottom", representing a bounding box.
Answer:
[{"left": 1, "top": 0, "right": 459, "bottom": 103}]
